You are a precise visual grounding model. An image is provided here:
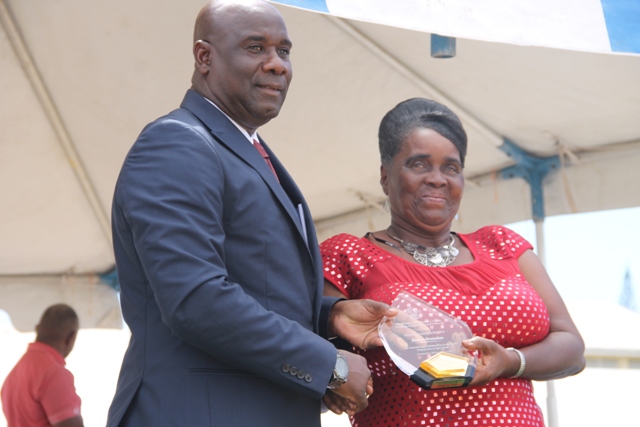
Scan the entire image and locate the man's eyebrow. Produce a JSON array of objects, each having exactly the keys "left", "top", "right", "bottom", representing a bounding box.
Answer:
[{"left": 245, "top": 35, "right": 292, "bottom": 47}]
